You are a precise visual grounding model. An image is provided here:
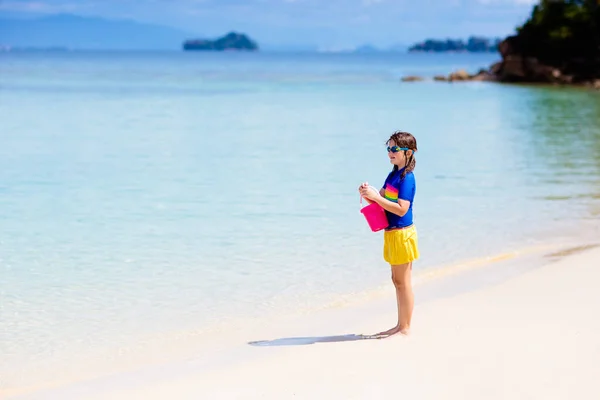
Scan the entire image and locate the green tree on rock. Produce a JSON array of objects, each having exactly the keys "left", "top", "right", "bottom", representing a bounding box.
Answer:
[{"left": 509, "top": 0, "right": 599, "bottom": 80}]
